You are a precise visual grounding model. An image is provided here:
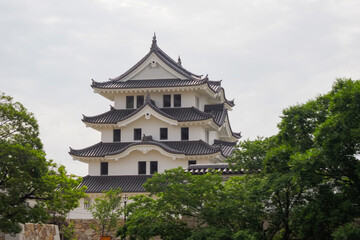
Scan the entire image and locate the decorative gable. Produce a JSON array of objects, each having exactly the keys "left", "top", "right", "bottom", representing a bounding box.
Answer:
[
  {"left": 126, "top": 53, "right": 184, "bottom": 81},
  {"left": 110, "top": 34, "right": 201, "bottom": 82}
]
